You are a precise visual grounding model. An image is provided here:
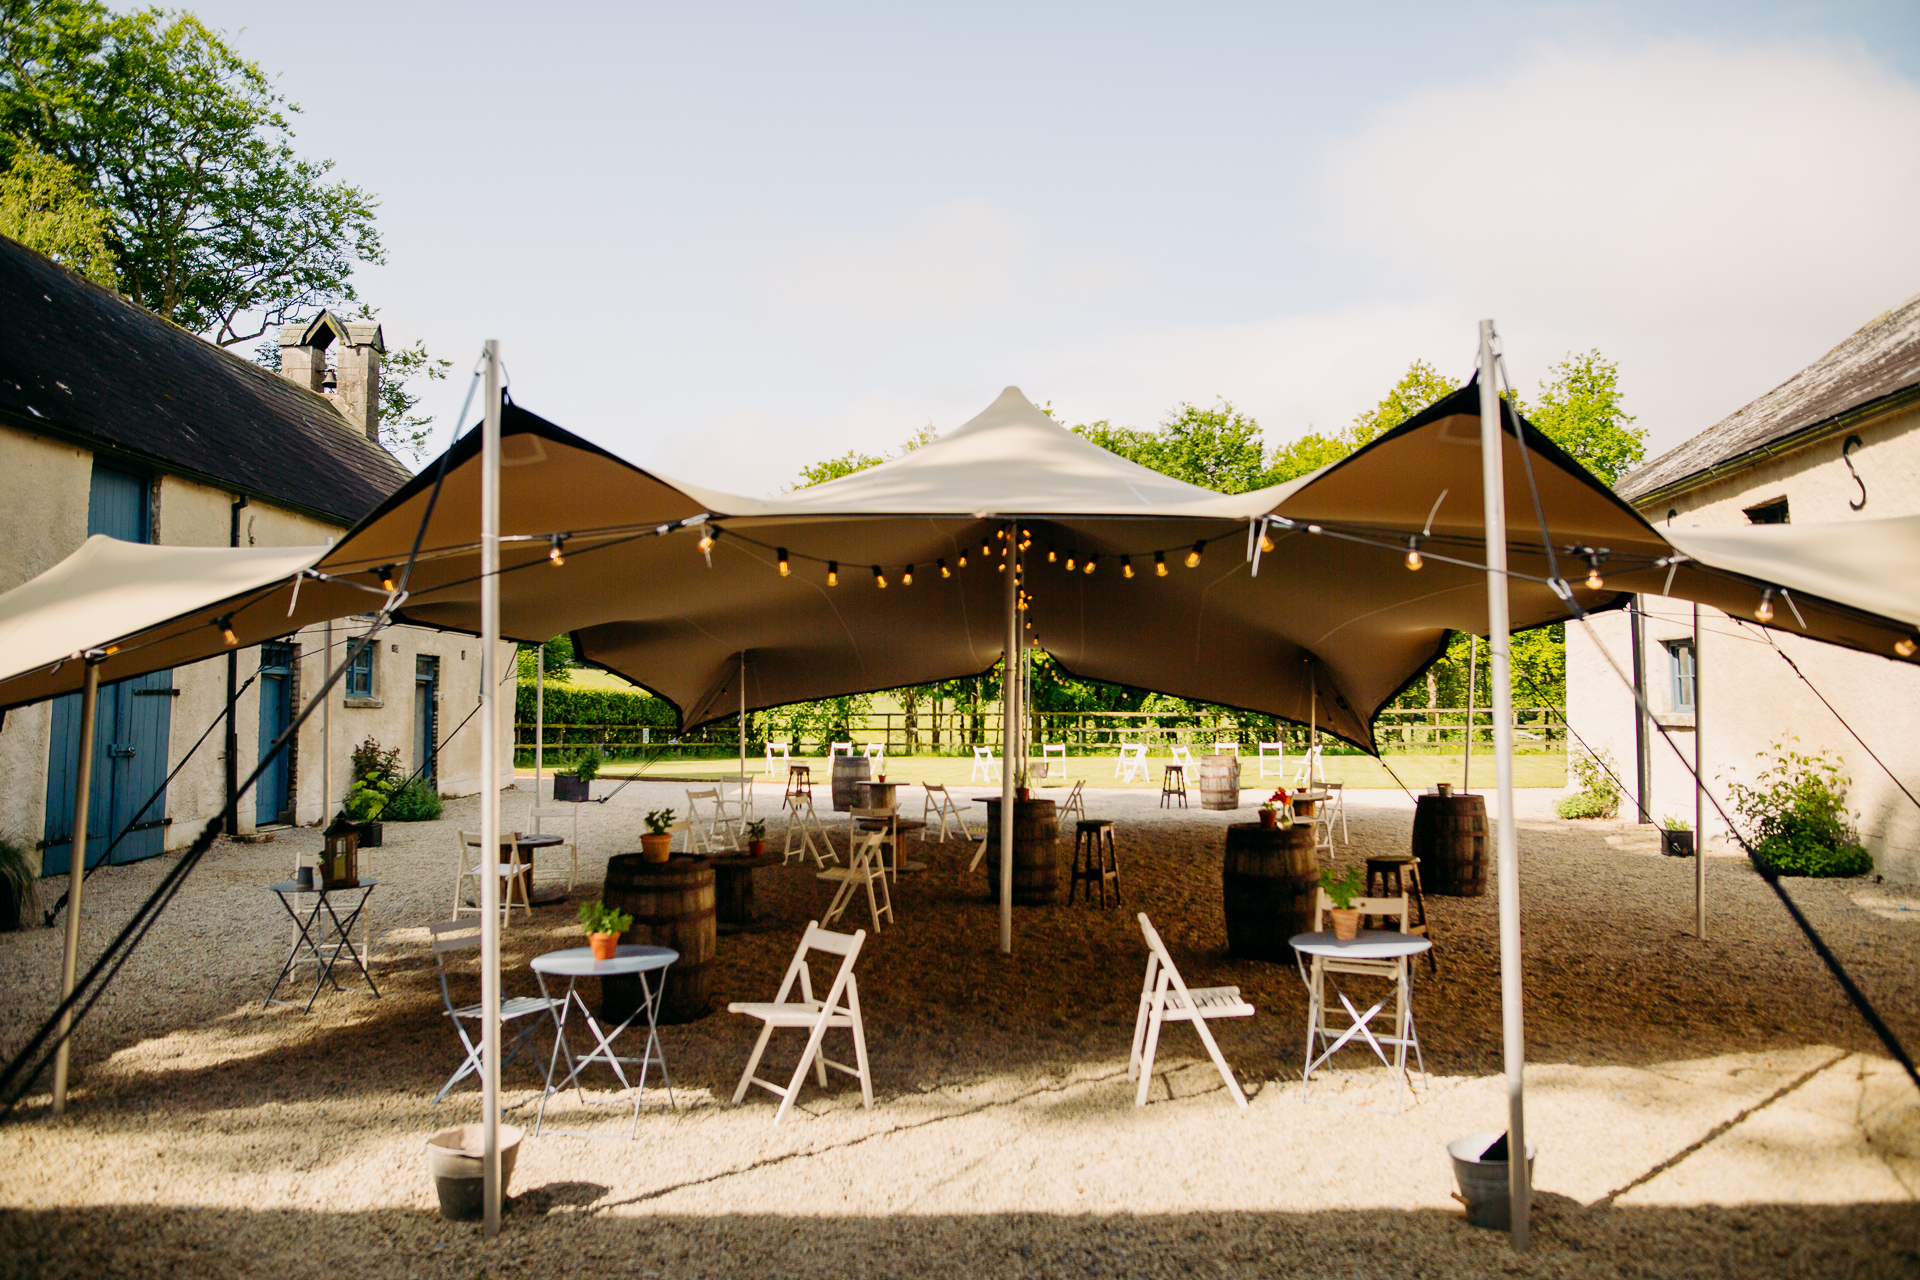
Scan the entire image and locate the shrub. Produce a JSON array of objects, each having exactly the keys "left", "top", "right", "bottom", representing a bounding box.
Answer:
[
  {"left": 0, "top": 835, "right": 38, "bottom": 929},
  {"left": 1726, "top": 741, "right": 1872, "bottom": 879},
  {"left": 1556, "top": 747, "right": 1621, "bottom": 819},
  {"left": 1555, "top": 790, "right": 1615, "bottom": 820},
  {"left": 382, "top": 777, "right": 443, "bottom": 822}
]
